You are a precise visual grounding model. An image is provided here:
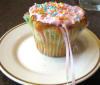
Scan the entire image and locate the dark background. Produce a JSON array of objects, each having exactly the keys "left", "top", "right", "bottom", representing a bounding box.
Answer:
[{"left": 0, "top": 0, "right": 100, "bottom": 85}]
